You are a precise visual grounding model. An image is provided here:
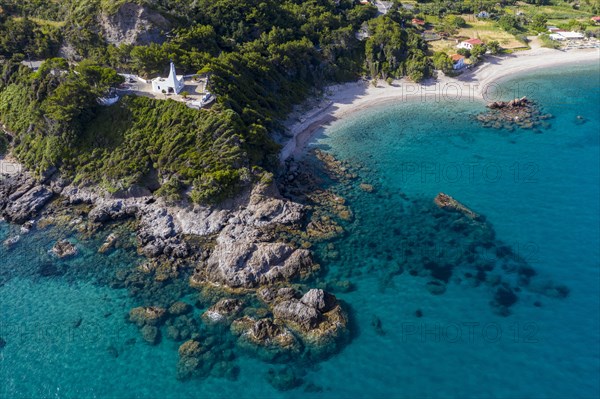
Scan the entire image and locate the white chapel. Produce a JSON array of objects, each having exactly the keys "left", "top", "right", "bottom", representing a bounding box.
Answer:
[{"left": 152, "top": 61, "right": 185, "bottom": 94}]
